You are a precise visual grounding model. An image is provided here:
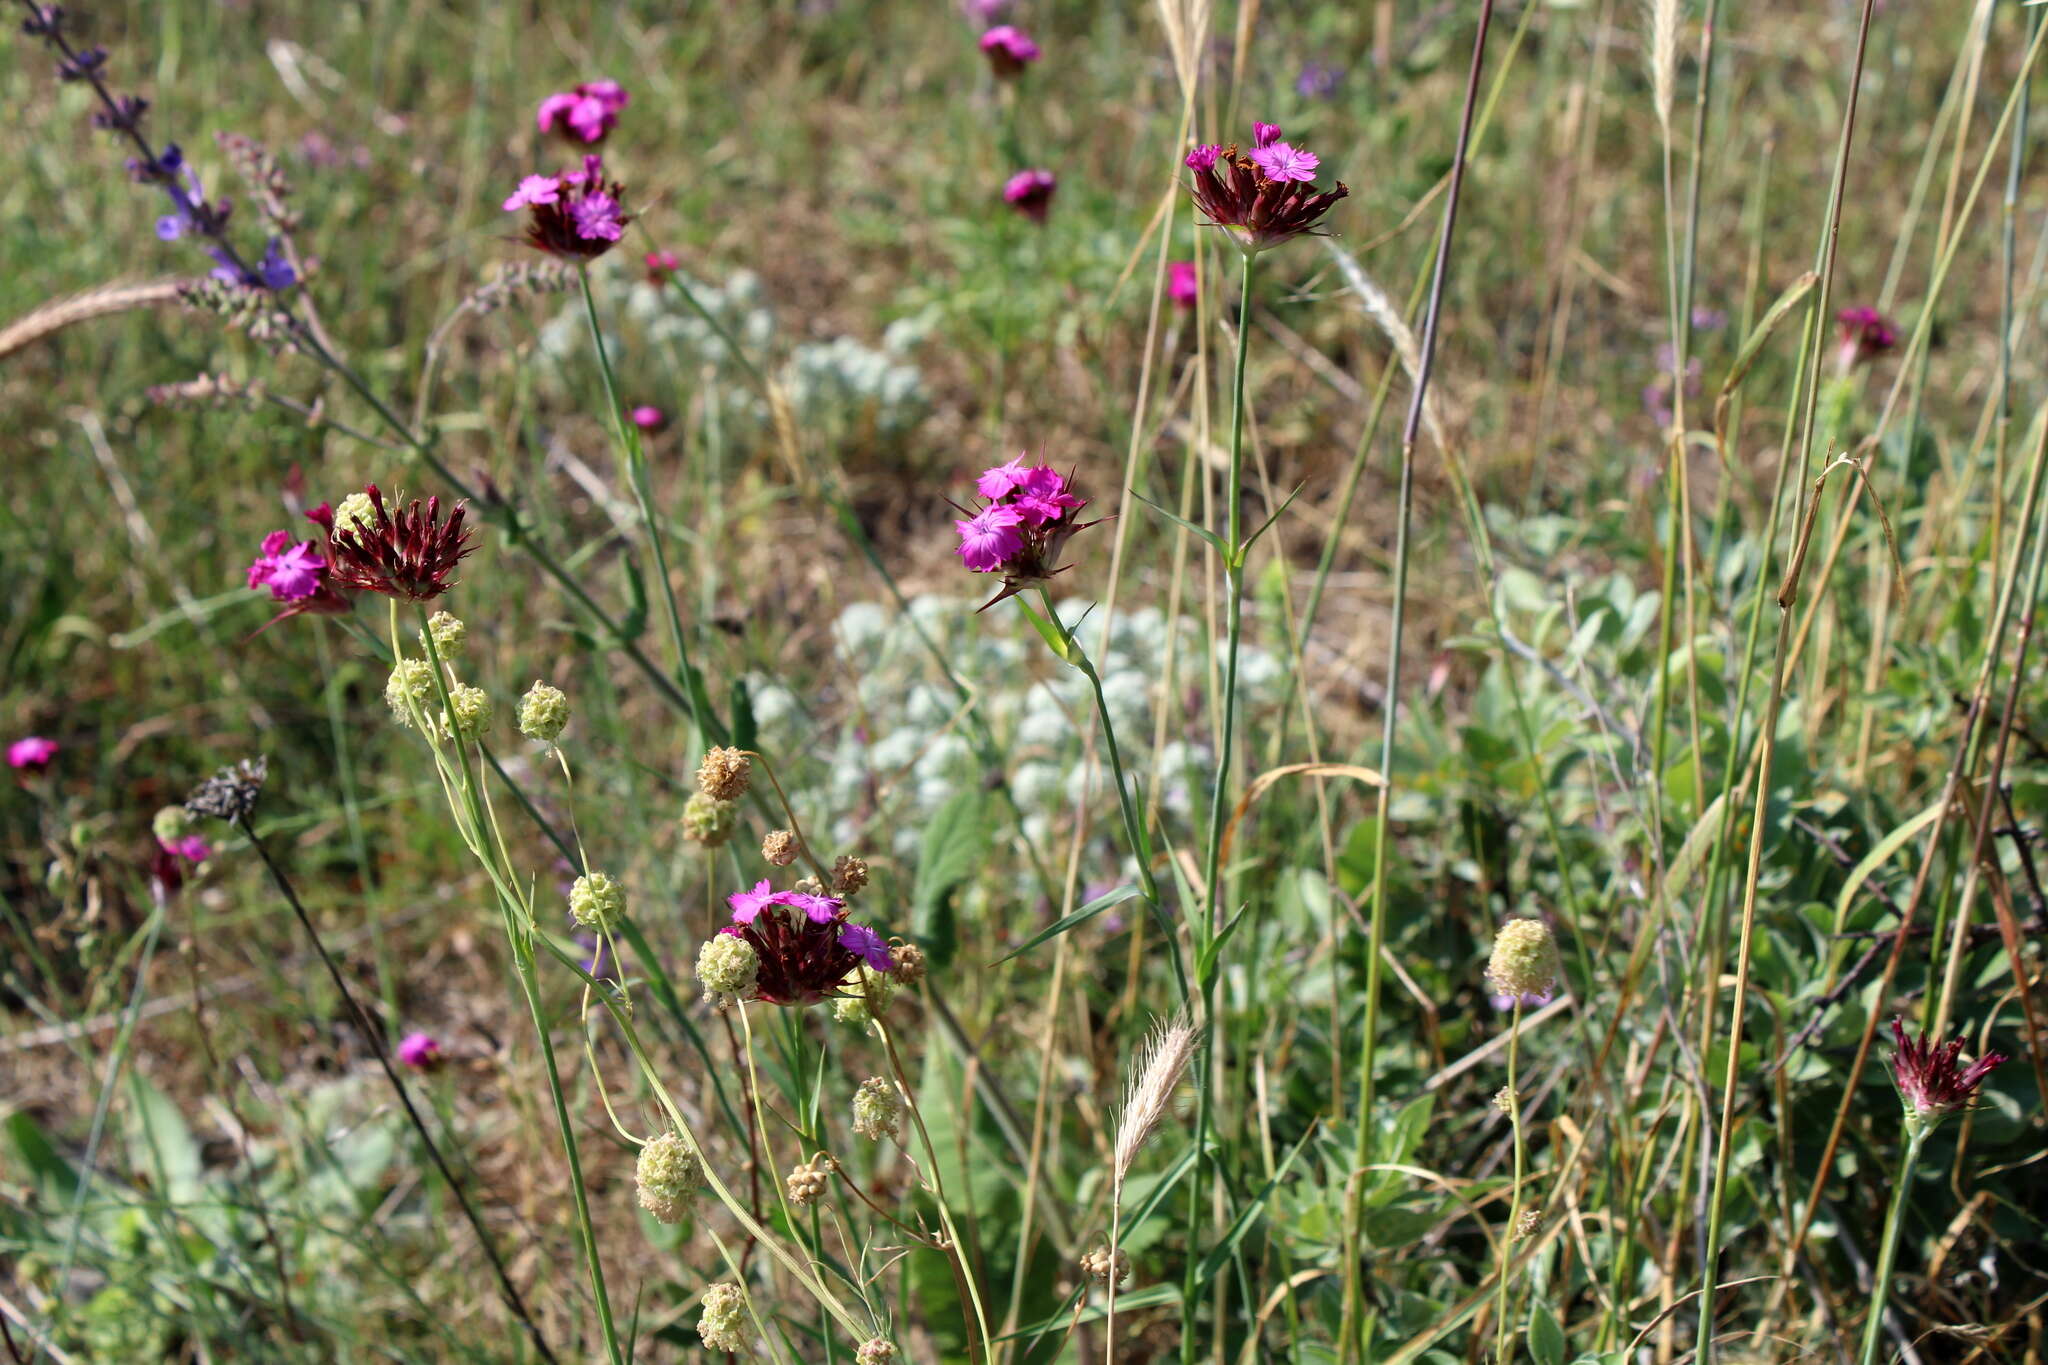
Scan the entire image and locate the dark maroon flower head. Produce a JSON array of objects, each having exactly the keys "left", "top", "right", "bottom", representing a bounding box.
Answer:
[
  {"left": 721, "top": 882, "right": 890, "bottom": 1006},
  {"left": 1185, "top": 122, "right": 1347, "bottom": 255},
  {"left": 1889, "top": 1017, "right": 2005, "bottom": 1129},
  {"left": 502, "top": 154, "right": 630, "bottom": 260},
  {"left": 1835, "top": 306, "right": 1898, "bottom": 371},
  {"left": 322, "top": 485, "right": 476, "bottom": 602}
]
